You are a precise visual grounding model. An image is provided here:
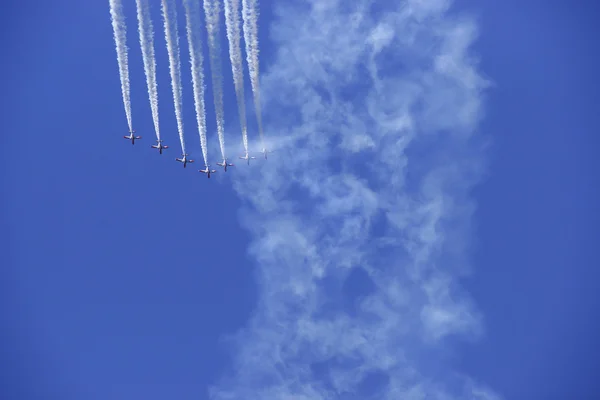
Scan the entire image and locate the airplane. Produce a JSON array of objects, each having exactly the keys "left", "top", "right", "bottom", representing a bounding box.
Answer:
[
  {"left": 260, "top": 147, "right": 273, "bottom": 159},
  {"left": 239, "top": 151, "right": 256, "bottom": 165},
  {"left": 176, "top": 153, "right": 194, "bottom": 168},
  {"left": 151, "top": 139, "right": 169, "bottom": 154},
  {"left": 199, "top": 164, "right": 217, "bottom": 178},
  {"left": 216, "top": 158, "right": 234, "bottom": 172},
  {"left": 123, "top": 130, "right": 141, "bottom": 145}
]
